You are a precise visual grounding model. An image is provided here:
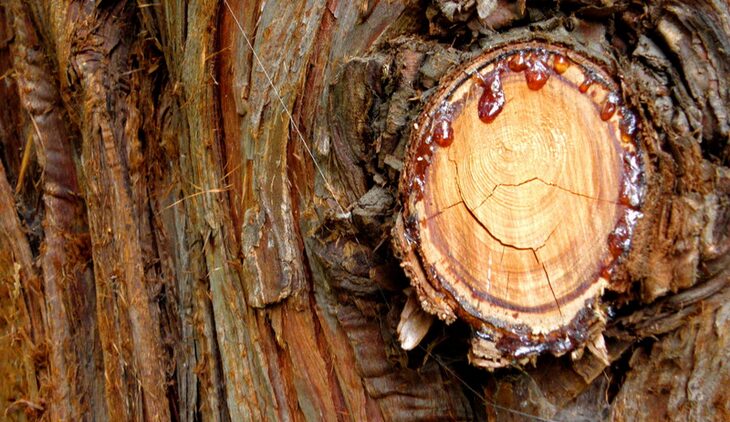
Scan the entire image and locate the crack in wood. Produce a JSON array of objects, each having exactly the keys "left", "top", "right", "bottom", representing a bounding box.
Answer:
[
  {"left": 470, "top": 176, "right": 621, "bottom": 211},
  {"left": 452, "top": 166, "right": 548, "bottom": 251},
  {"left": 426, "top": 163, "right": 569, "bottom": 315},
  {"left": 534, "top": 249, "right": 564, "bottom": 320},
  {"left": 423, "top": 199, "right": 560, "bottom": 252},
  {"left": 423, "top": 200, "right": 465, "bottom": 222}
]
